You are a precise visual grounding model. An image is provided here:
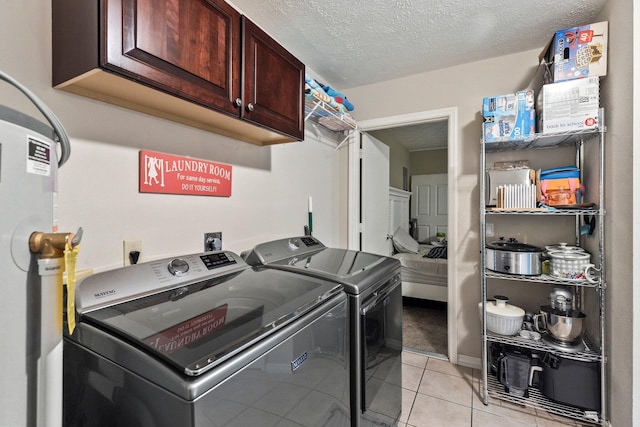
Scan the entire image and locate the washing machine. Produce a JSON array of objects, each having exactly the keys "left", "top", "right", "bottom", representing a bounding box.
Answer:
[
  {"left": 243, "top": 236, "right": 403, "bottom": 427},
  {"left": 63, "top": 250, "right": 350, "bottom": 427}
]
